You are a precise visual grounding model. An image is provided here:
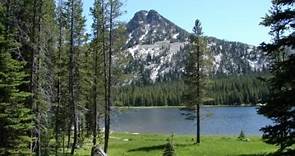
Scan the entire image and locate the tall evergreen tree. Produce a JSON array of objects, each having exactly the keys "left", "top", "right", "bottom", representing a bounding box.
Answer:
[
  {"left": 65, "top": 0, "right": 86, "bottom": 154},
  {"left": 104, "top": 0, "right": 124, "bottom": 153},
  {"left": 258, "top": 0, "right": 295, "bottom": 152},
  {"left": 0, "top": 5, "right": 33, "bottom": 155},
  {"left": 53, "top": 0, "right": 64, "bottom": 154},
  {"left": 182, "top": 19, "right": 212, "bottom": 144},
  {"left": 90, "top": 0, "right": 106, "bottom": 148},
  {"left": 104, "top": 0, "right": 113, "bottom": 152}
]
